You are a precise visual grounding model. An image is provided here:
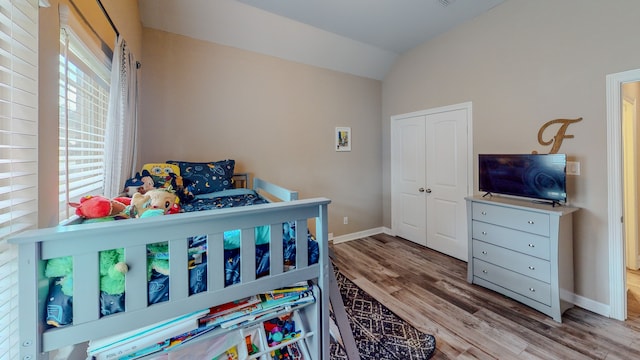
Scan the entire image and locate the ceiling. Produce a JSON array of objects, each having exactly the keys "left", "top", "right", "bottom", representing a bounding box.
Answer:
[
  {"left": 138, "top": 0, "right": 505, "bottom": 80},
  {"left": 236, "top": 0, "right": 505, "bottom": 54}
]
